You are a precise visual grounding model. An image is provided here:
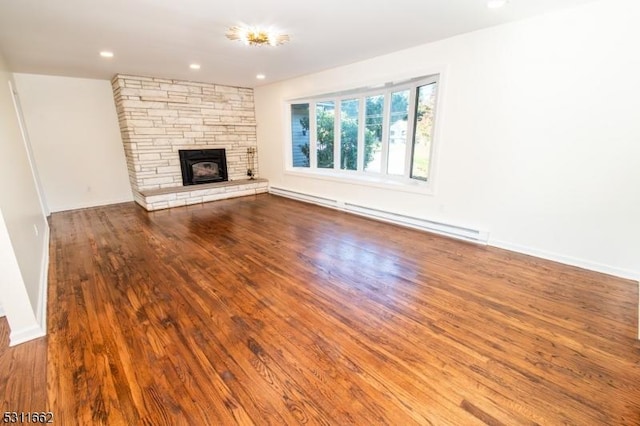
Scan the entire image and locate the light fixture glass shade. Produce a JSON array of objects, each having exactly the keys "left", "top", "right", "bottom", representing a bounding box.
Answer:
[{"left": 226, "top": 26, "right": 290, "bottom": 47}]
